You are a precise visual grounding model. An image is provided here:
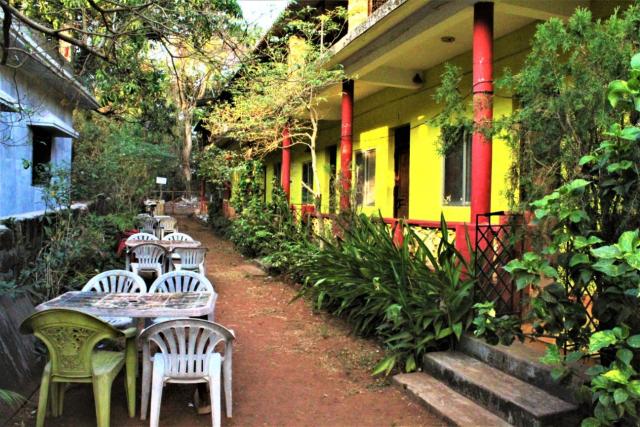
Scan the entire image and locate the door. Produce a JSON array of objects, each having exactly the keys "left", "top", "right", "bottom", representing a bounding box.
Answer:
[
  {"left": 394, "top": 126, "right": 410, "bottom": 218},
  {"left": 327, "top": 145, "right": 338, "bottom": 213}
]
